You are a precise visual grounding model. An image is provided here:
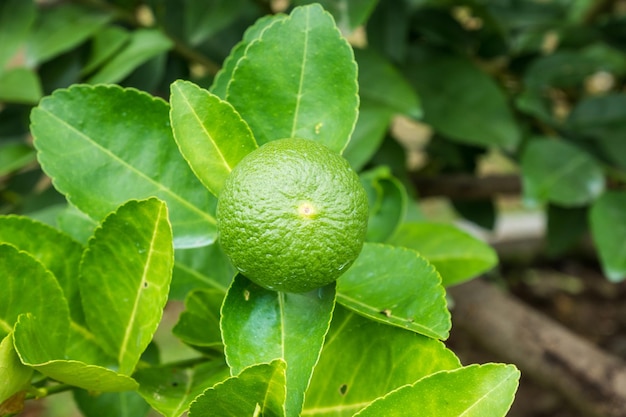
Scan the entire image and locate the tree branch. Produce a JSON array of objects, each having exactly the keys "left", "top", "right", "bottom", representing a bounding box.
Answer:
[{"left": 411, "top": 174, "right": 522, "bottom": 200}]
